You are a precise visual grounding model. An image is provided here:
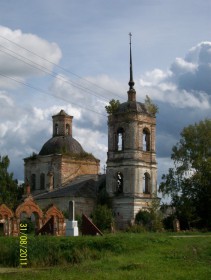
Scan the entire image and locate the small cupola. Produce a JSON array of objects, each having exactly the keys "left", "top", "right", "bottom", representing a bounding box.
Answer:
[{"left": 52, "top": 110, "right": 73, "bottom": 137}]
